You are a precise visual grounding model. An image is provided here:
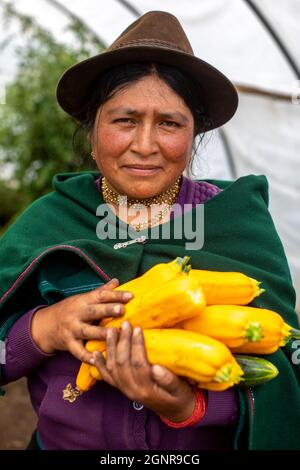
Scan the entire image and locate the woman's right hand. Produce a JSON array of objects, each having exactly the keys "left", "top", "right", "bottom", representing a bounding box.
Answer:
[{"left": 30, "top": 278, "right": 132, "bottom": 364}]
